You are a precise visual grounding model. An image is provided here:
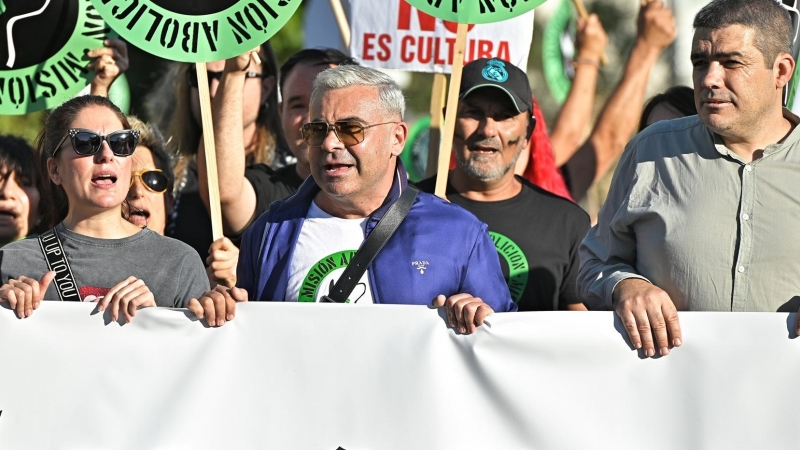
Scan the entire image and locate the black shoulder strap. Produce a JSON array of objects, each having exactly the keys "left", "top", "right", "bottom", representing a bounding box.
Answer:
[
  {"left": 38, "top": 228, "right": 82, "bottom": 302},
  {"left": 321, "top": 187, "right": 419, "bottom": 303}
]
